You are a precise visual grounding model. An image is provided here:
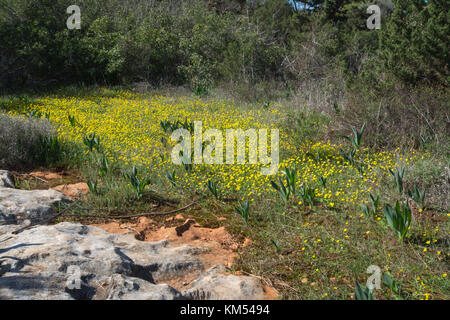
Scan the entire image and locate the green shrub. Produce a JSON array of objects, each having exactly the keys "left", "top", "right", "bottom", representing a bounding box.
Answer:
[
  {"left": 354, "top": 281, "right": 375, "bottom": 300},
  {"left": 0, "top": 113, "right": 64, "bottom": 169},
  {"left": 383, "top": 201, "right": 412, "bottom": 241}
]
